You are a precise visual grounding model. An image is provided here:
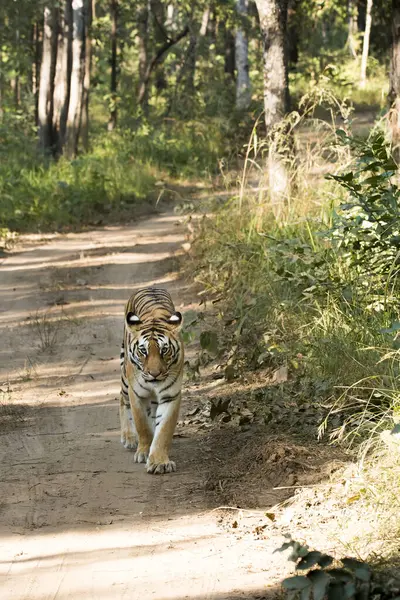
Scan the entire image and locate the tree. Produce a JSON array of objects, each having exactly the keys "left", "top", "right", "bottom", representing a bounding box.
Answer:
[
  {"left": 235, "top": 0, "right": 251, "bottom": 111},
  {"left": 389, "top": 0, "right": 400, "bottom": 164},
  {"left": 254, "top": 0, "right": 291, "bottom": 217},
  {"left": 53, "top": 0, "right": 72, "bottom": 156},
  {"left": 38, "top": 5, "right": 58, "bottom": 153},
  {"left": 108, "top": 0, "right": 118, "bottom": 131},
  {"left": 65, "top": 0, "right": 86, "bottom": 157},
  {"left": 360, "top": 0, "right": 373, "bottom": 88},
  {"left": 137, "top": 2, "right": 149, "bottom": 109},
  {"left": 347, "top": 0, "right": 359, "bottom": 58},
  {"left": 81, "top": 0, "right": 93, "bottom": 150}
]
